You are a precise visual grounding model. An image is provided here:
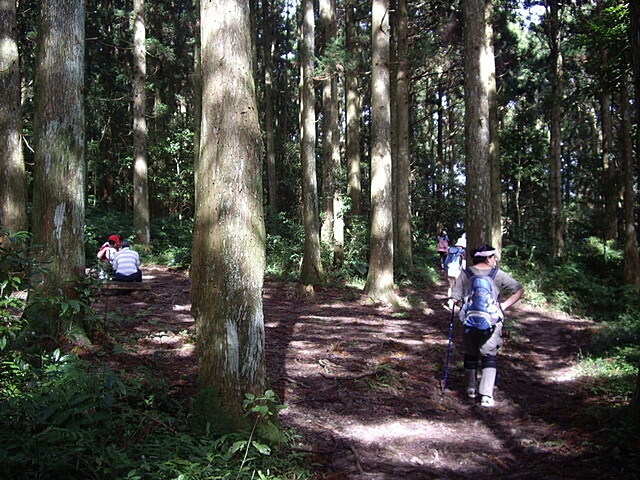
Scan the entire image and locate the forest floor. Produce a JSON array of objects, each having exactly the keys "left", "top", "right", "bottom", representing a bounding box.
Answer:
[{"left": 87, "top": 265, "right": 635, "bottom": 480}]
